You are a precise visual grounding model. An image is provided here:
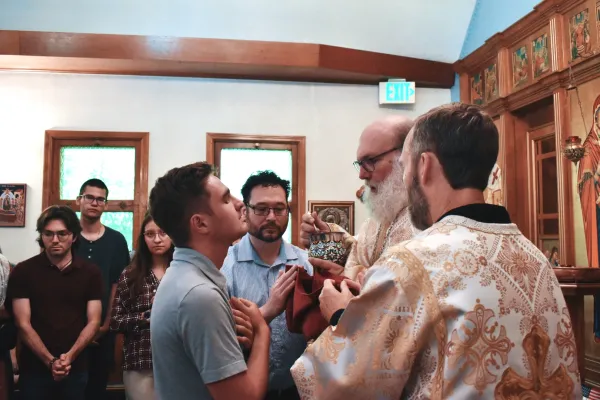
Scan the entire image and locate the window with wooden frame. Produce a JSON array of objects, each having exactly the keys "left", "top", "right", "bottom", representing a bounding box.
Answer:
[
  {"left": 206, "top": 134, "right": 306, "bottom": 246},
  {"left": 42, "top": 130, "right": 149, "bottom": 250},
  {"left": 527, "top": 123, "right": 559, "bottom": 253}
]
